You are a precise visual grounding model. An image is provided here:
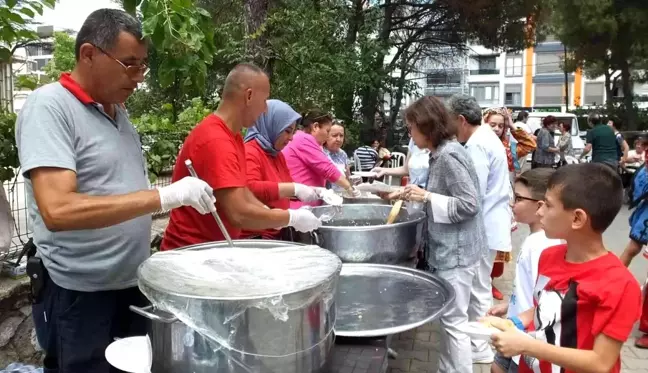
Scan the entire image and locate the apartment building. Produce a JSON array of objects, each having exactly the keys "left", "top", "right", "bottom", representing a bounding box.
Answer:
[{"left": 413, "top": 36, "right": 648, "bottom": 111}]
